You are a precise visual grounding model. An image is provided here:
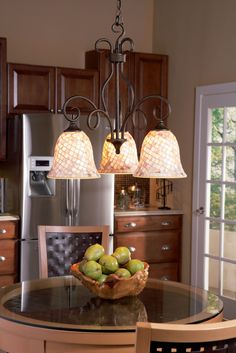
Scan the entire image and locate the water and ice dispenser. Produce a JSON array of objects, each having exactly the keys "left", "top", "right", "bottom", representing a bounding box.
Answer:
[{"left": 29, "top": 156, "right": 55, "bottom": 197}]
